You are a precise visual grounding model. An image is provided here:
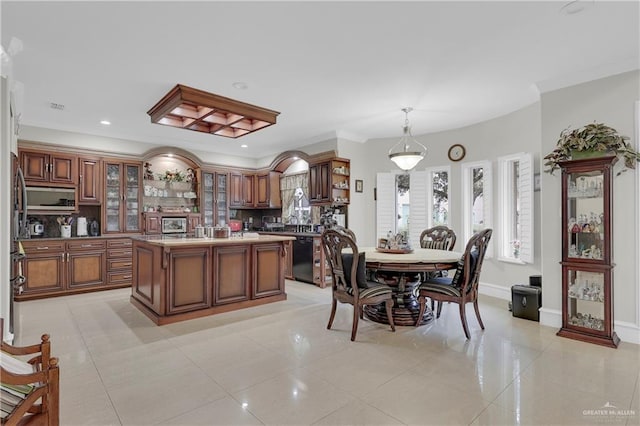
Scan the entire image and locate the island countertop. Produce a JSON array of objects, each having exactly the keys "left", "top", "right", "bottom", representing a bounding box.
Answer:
[{"left": 130, "top": 234, "right": 295, "bottom": 247}]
